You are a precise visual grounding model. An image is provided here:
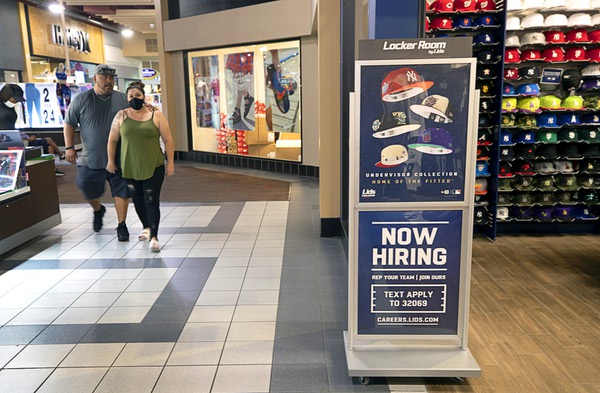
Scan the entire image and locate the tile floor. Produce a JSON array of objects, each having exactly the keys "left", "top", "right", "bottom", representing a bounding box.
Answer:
[{"left": 0, "top": 164, "right": 427, "bottom": 393}]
